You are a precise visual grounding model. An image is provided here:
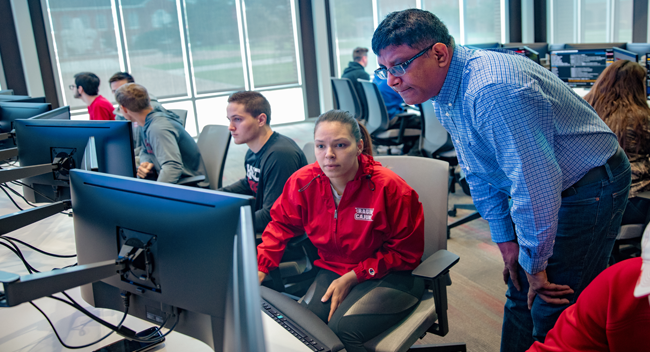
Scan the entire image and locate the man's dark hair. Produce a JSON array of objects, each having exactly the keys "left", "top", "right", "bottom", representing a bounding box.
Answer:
[
  {"left": 109, "top": 72, "right": 135, "bottom": 84},
  {"left": 353, "top": 47, "right": 368, "bottom": 62},
  {"left": 74, "top": 72, "right": 100, "bottom": 96},
  {"left": 228, "top": 91, "right": 272, "bottom": 125},
  {"left": 372, "top": 9, "right": 454, "bottom": 55}
]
